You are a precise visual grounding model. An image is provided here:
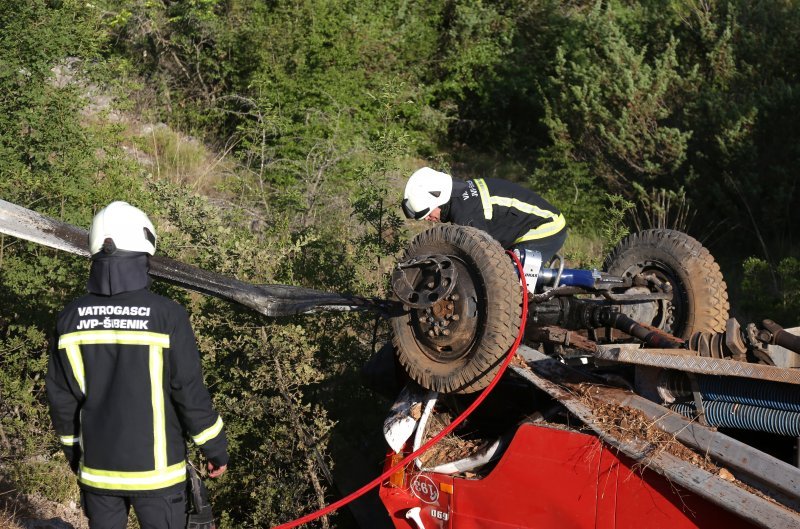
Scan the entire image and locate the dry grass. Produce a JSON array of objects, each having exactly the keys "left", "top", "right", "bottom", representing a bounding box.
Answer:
[
  {"left": 133, "top": 124, "right": 231, "bottom": 195},
  {"left": 0, "top": 504, "right": 24, "bottom": 529},
  {"left": 416, "top": 410, "right": 482, "bottom": 469},
  {"left": 0, "top": 485, "right": 87, "bottom": 529},
  {"left": 571, "top": 383, "right": 720, "bottom": 474}
]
